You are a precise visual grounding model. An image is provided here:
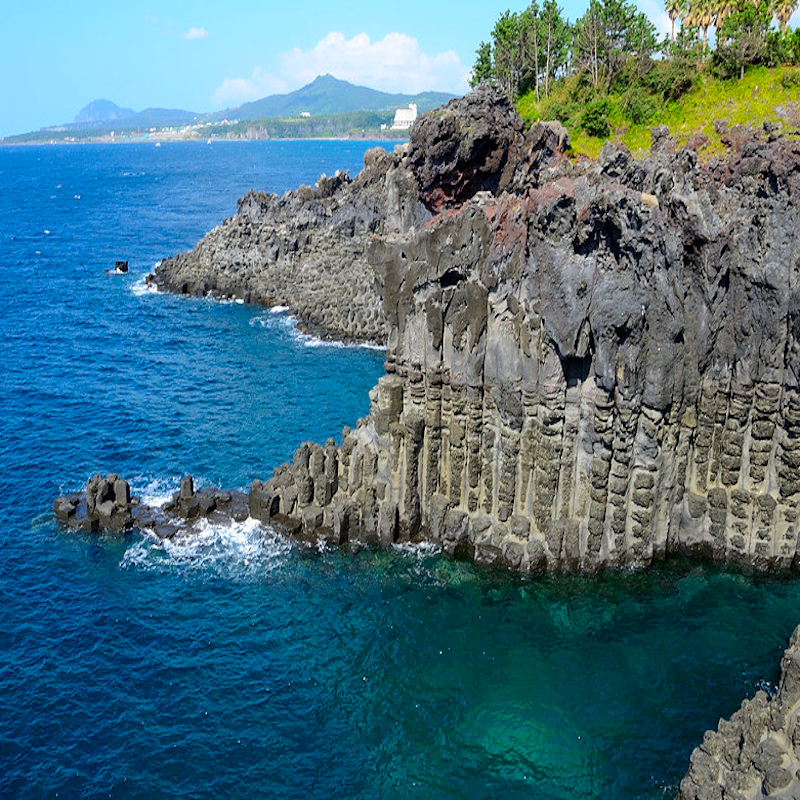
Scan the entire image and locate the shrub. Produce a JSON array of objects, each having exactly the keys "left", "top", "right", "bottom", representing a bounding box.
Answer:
[
  {"left": 620, "top": 86, "right": 657, "bottom": 124},
  {"left": 581, "top": 99, "right": 611, "bottom": 137}
]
